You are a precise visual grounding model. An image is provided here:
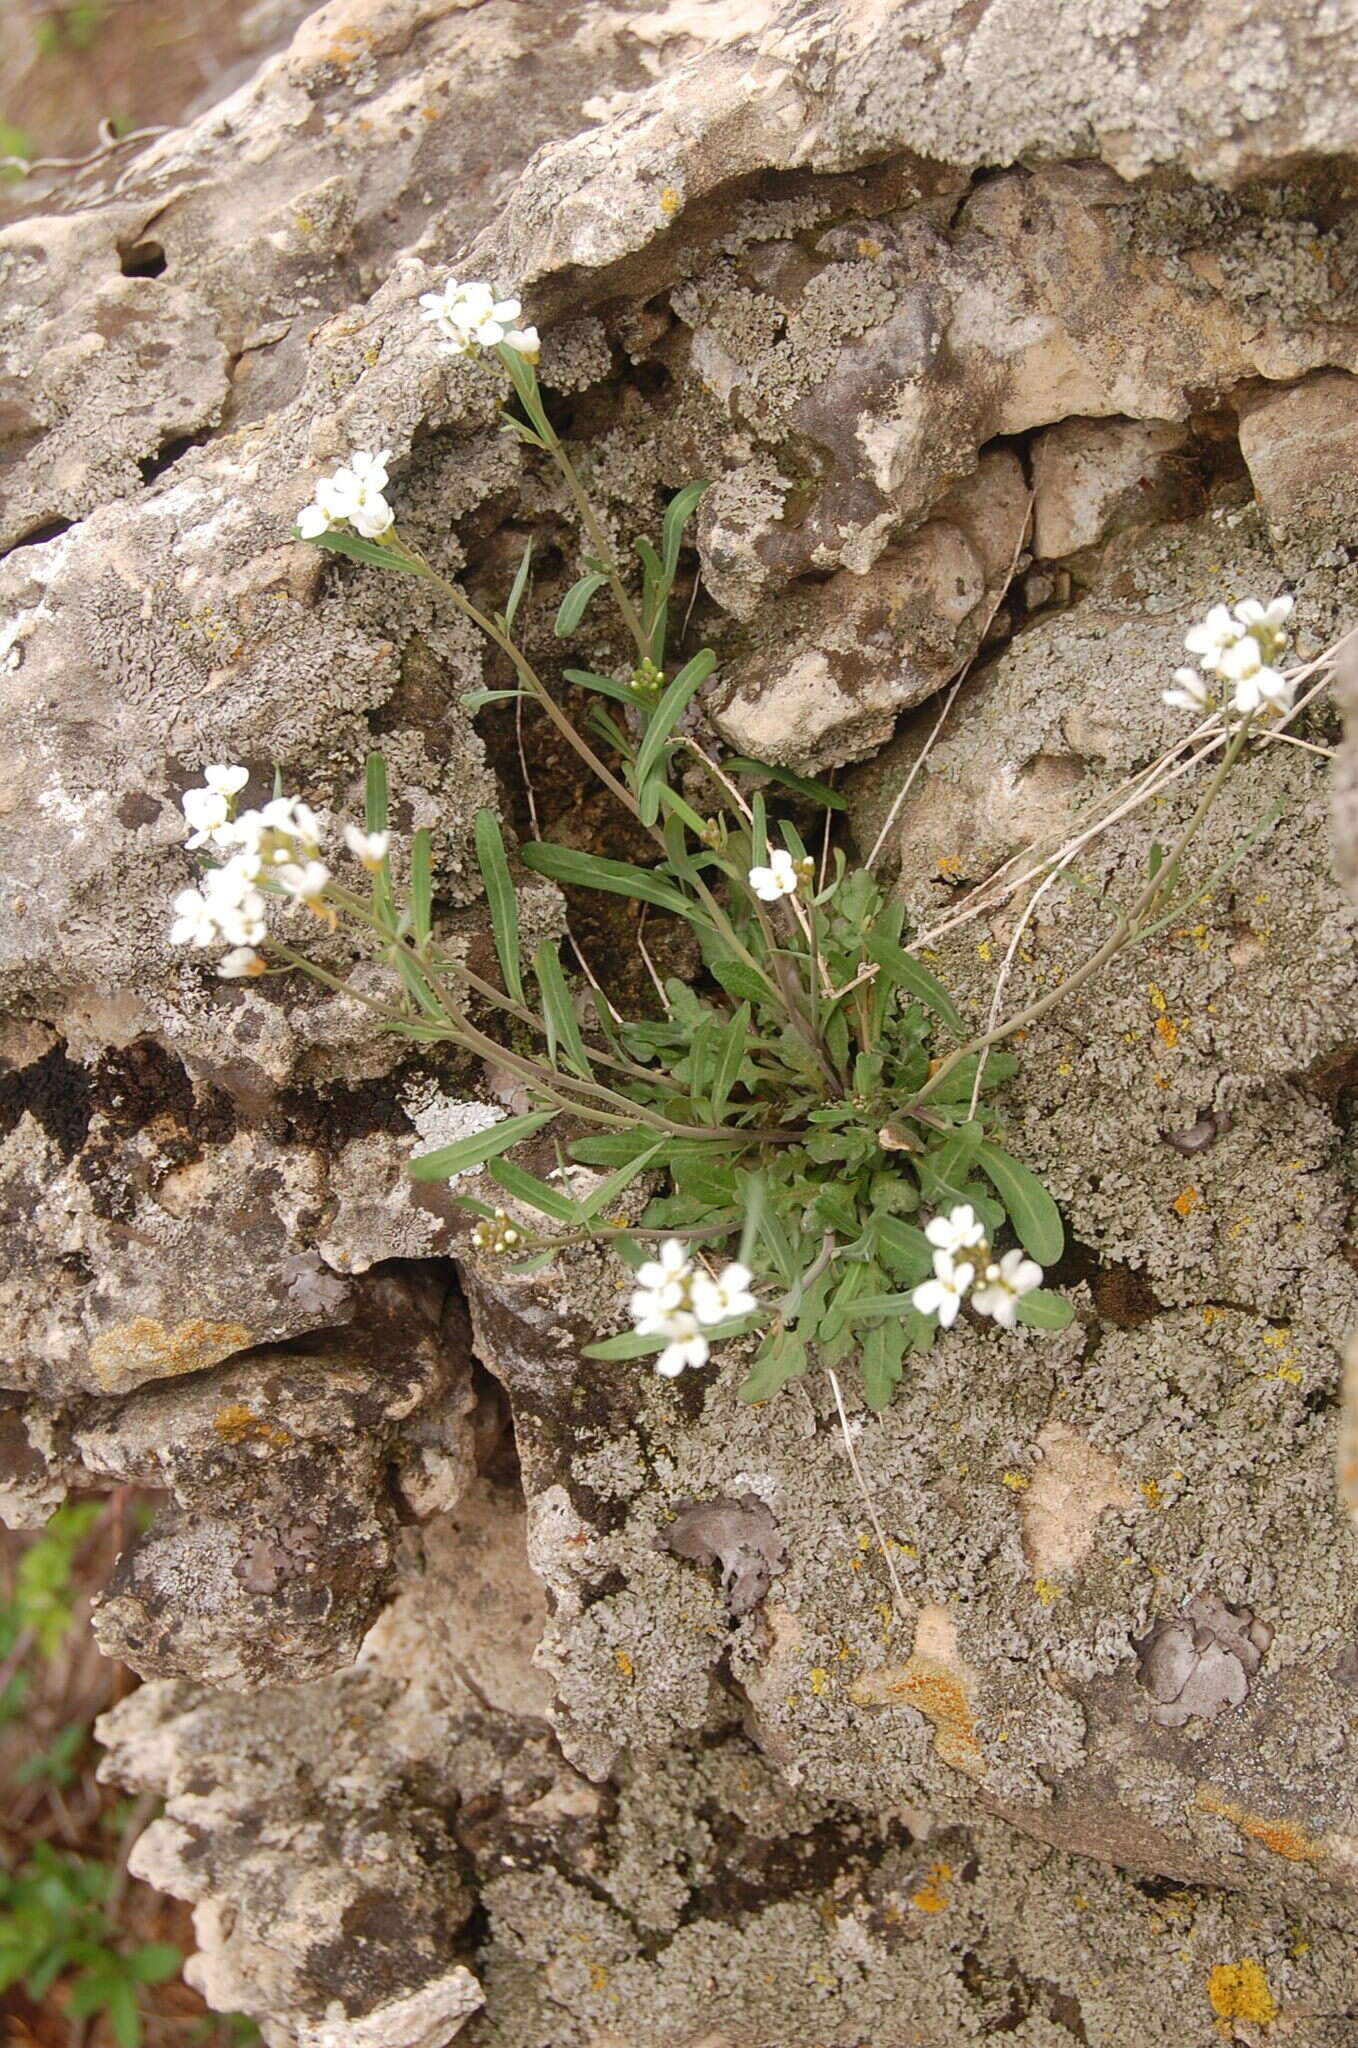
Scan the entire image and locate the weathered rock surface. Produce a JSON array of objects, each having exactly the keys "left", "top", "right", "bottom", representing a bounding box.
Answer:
[{"left": 9, "top": 0, "right": 1358, "bottom": 2043}]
